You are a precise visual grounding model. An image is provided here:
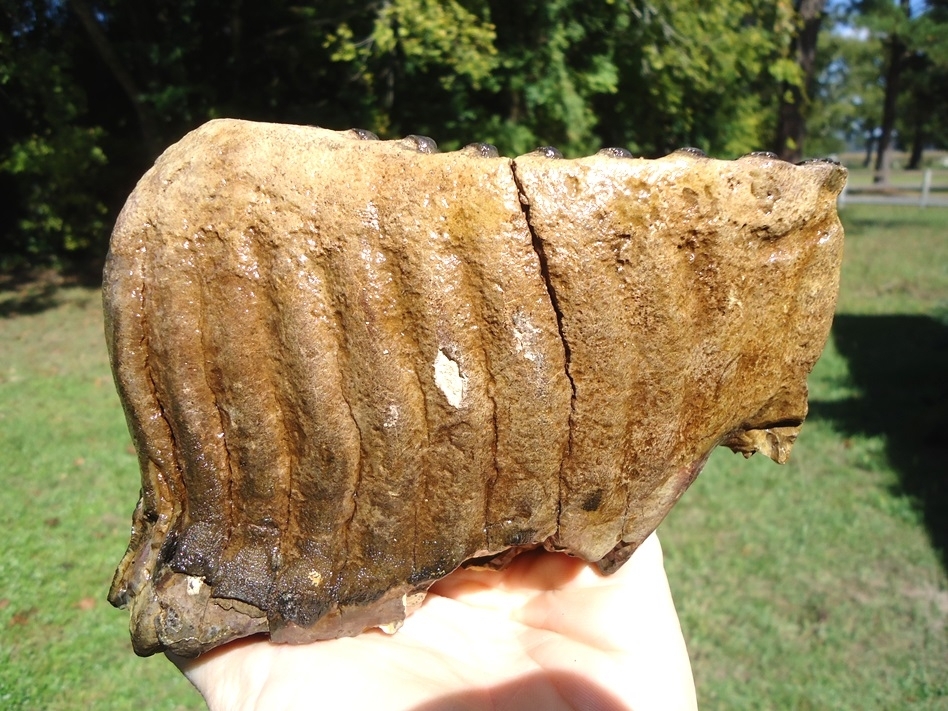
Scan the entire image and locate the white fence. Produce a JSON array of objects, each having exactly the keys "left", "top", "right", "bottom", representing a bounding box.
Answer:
[{"left": 838, "top": 169, "right": 948, "bottom": 208}]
